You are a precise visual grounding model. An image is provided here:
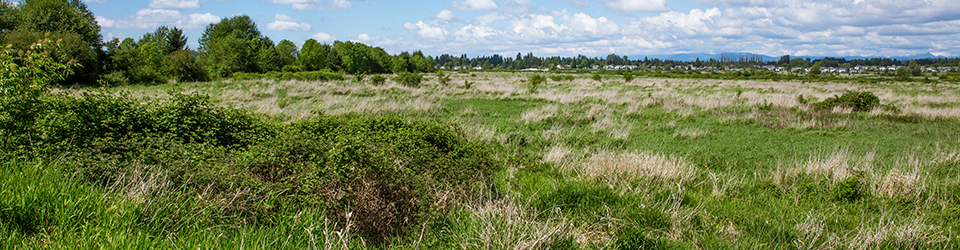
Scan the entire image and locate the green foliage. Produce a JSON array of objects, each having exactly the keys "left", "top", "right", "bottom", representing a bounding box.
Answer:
[
  {"left": 436, "top": 70, "right": 451, "bottom": 86},
  {"left": 14, "top": 0, "right": 101, "bottom": 50},
  {"left": 623, "top": 72, "right": 634, "bottom": 82},
  {"left": 592, "top": 72, "right": 602, "bottom": 82},
  {"left": 395, "top": 72, "right": 423, "bottom": 87},
  {"left": 334, "top": 41, "right": 391, "bottom": 75},
  {"left": 138, "top": 26, "right": 186, "bottom": 55},
  {"left": 833, "top": 176, "right": 864, "bottom": 202},
  {"left": 0, "top": 1, "right": 15, "bottom": 32},
  {"left": 229, "top": 69, "right": 344, "bottom": 82},
  {"left": 274, "top": 39, "right": 298, "bottom": 69},
  {"left": 371, "top": 74, "right": 386, "bottom": 85},
  {"left": 812, "top": 91, "right": 880, "bottom": 112},
  {"left": 528, "top": 74, "right": 546, "bottom": 93},
  {"left": 198, "top": 15, "right": 277, "bottom": 78},
  {"left": 354, "top": 72, "right": 365, "bottom": 83},
  {"left": 161, "top": 49, "right": 208, "bottom": 82},
  {"left": 297, "top": 39, "right": 340, "bottom": 72},
  {"left": 2, "top": 30, "right": 98, "bottom": 83},
  {"left": 0, "top": 39, "right": 73, "bottom": 142},
  {"left": 908, "top": 60, "right": 922, "bottom": 77},
  {"left": 615, "top": 229, "right": 671, "bottom": 250},
  {"left": 810, "top": 61, "right": 822, "bottom": 75}
]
